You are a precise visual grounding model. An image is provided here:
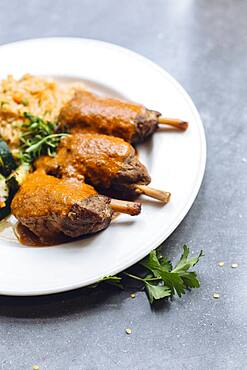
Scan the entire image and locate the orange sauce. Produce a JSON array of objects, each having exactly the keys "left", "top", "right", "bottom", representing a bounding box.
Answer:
[
  {"left": 11, "top": 171, "right": 97, "bottom": 219},
  {"left": 11, "top": 172, "right": 100, "bottom": 246},
  {"left": 59, "top": 90, "right": 147, "bottom": 142},
  {"left": 36, "top": 132, "right": 133, "bottom": 188}
]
